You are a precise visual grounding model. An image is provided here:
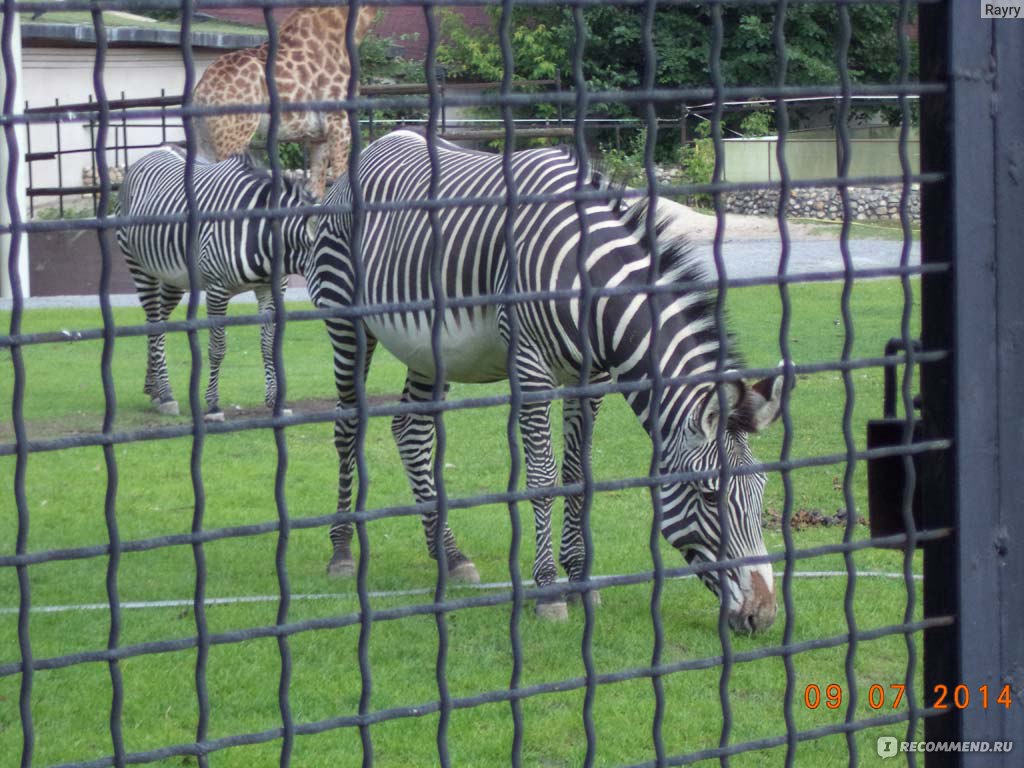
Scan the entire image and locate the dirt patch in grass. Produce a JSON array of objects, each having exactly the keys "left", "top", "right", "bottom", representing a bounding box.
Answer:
[
  {"left": 763, "top": 507, "right": 868, "bottom": 531},
  {"left": 0, "top": 395, "right": 398, "bottom": 443}
]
